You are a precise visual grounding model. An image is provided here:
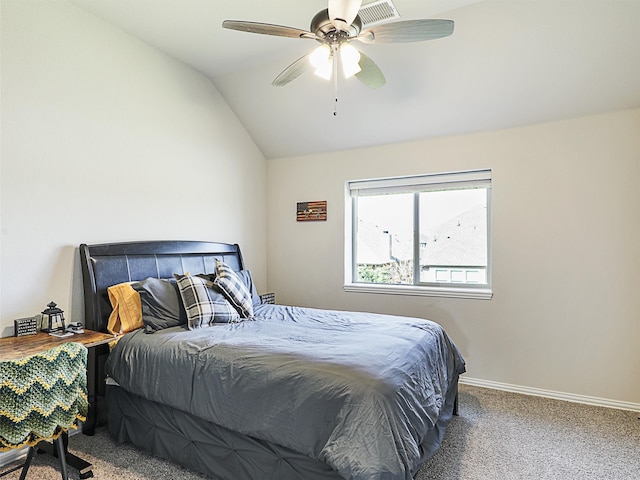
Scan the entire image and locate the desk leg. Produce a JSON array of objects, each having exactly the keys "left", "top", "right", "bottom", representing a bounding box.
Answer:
[
  {"left": 85, "top": 344, "right": 110, "bottom": 436},
  {"left": 83, "top": 348, "right": 99, "bottom": 436}
]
